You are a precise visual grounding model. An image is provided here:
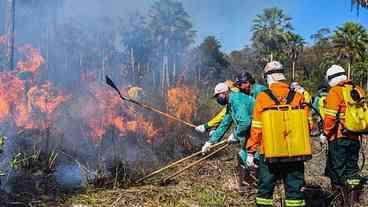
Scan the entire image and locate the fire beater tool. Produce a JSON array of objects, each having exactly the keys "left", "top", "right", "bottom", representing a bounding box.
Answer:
[
  {"left": 105, "top": 76, "right": 196, "bottom": 128},
  {"left": 161, "top": 143, "right": 229, "bottom": 184},
  {"left": 135, "top": 140, "right": 227, "bottom": 183}
]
